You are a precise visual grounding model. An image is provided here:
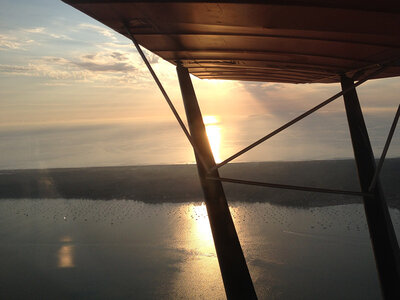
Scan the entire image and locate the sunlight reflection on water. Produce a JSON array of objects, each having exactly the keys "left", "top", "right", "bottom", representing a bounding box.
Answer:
[
  {"left": 1, "top": 199, "right": 398, "bottom": 299},
  {"left": 57, "top": 245, "right": 74, "bottom": 268},
  {"left": 191, "top": 203, "right": 213, "bottom": 246},
  {"left": 167, "top": 203, "right": 224, "bottom": 299}
]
